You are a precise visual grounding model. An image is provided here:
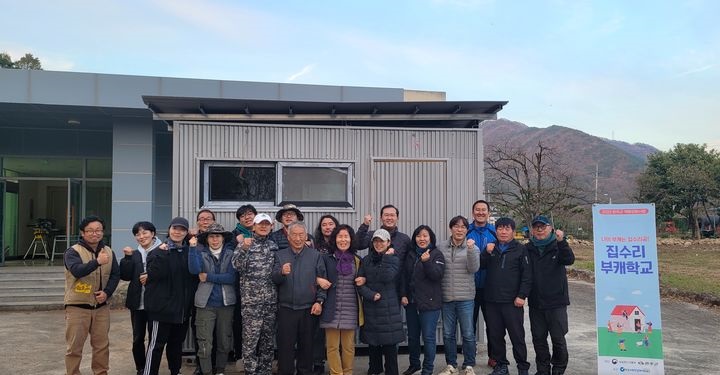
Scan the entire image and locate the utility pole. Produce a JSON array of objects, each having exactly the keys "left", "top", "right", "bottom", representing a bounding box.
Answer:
[{"left": 594, "top": 163, "right": 599, "bottom": 203}]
